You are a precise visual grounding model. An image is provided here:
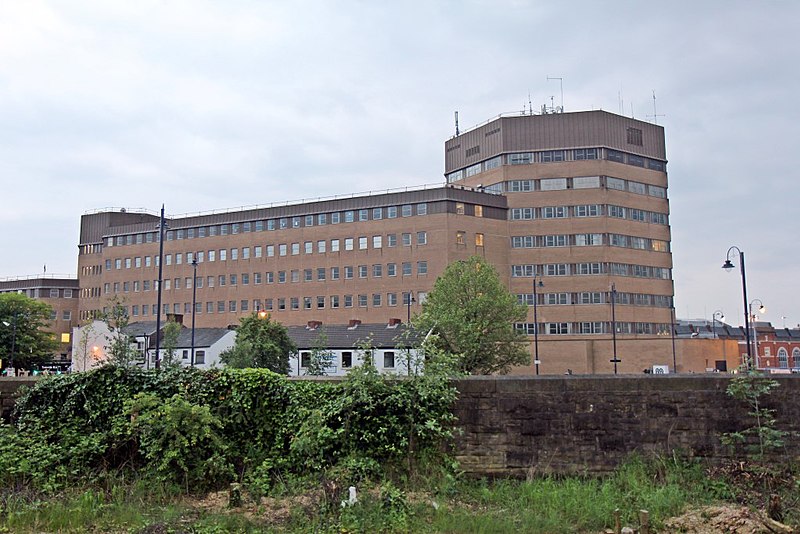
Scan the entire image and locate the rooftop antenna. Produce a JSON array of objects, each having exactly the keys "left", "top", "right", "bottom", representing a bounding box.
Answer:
[
  {"left": 547, "top": 76, "right": 563, "bottom": 111},
  {"left": 454, "top": 111, "right": 460, "bottom": 136},
  {"left": 646, "top": 90, "right": 666, "bottom": 124},
  {"left": 528, "top": 91, "right": 533, "bottom": 115},
  {"left": 630, "top": 102, "right": 634, "bottom": 119},
  {"left": 618, "top": 89, "right": 623, "bottom": 115}
]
